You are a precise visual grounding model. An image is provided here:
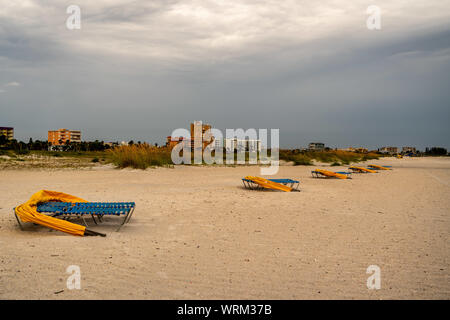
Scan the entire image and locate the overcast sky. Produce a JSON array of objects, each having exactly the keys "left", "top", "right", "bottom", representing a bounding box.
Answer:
[{"left": 1, "top": 0, "right": 449, "bottom": 149}]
